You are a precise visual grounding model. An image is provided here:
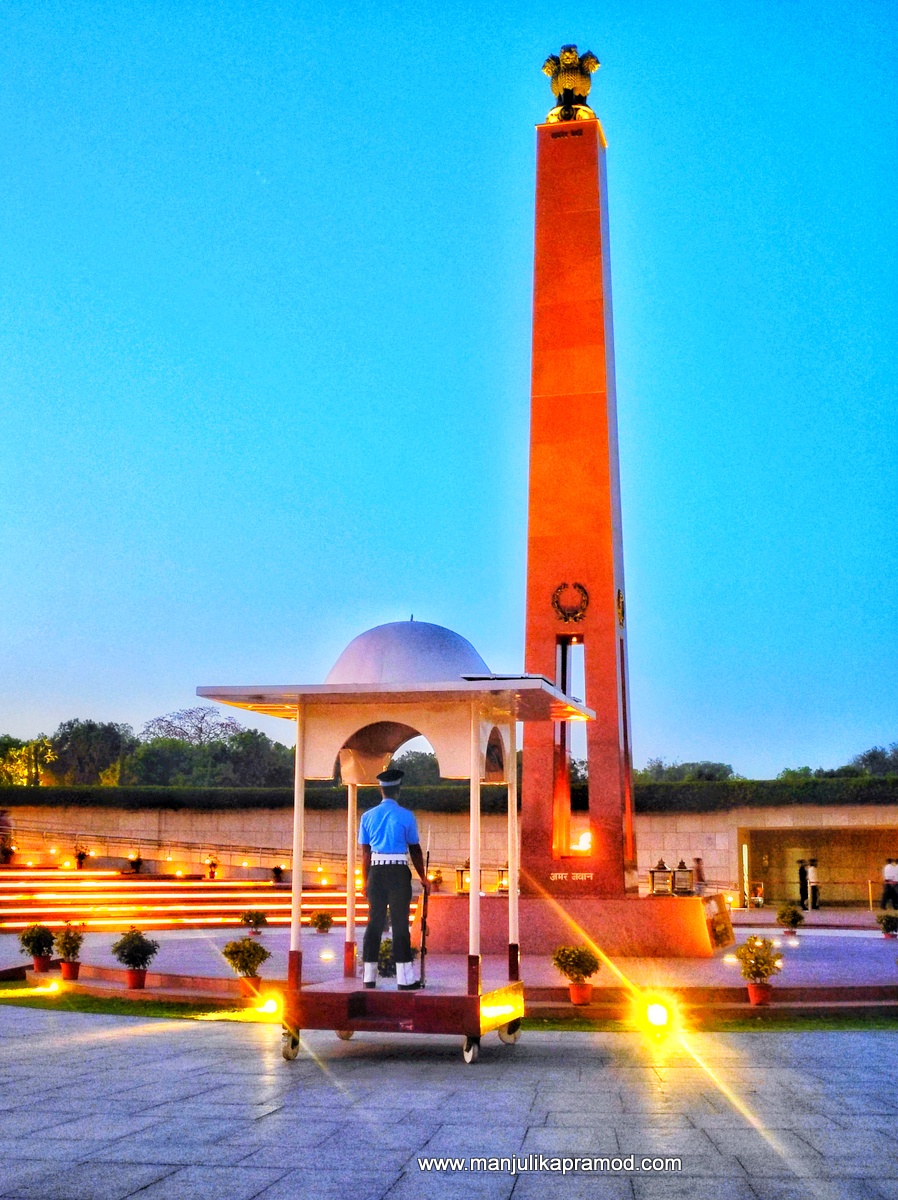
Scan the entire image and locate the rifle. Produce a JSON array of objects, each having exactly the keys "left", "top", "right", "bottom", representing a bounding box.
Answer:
[{"left": 419, "top": 847, "right": 430, "bottom": 989}]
